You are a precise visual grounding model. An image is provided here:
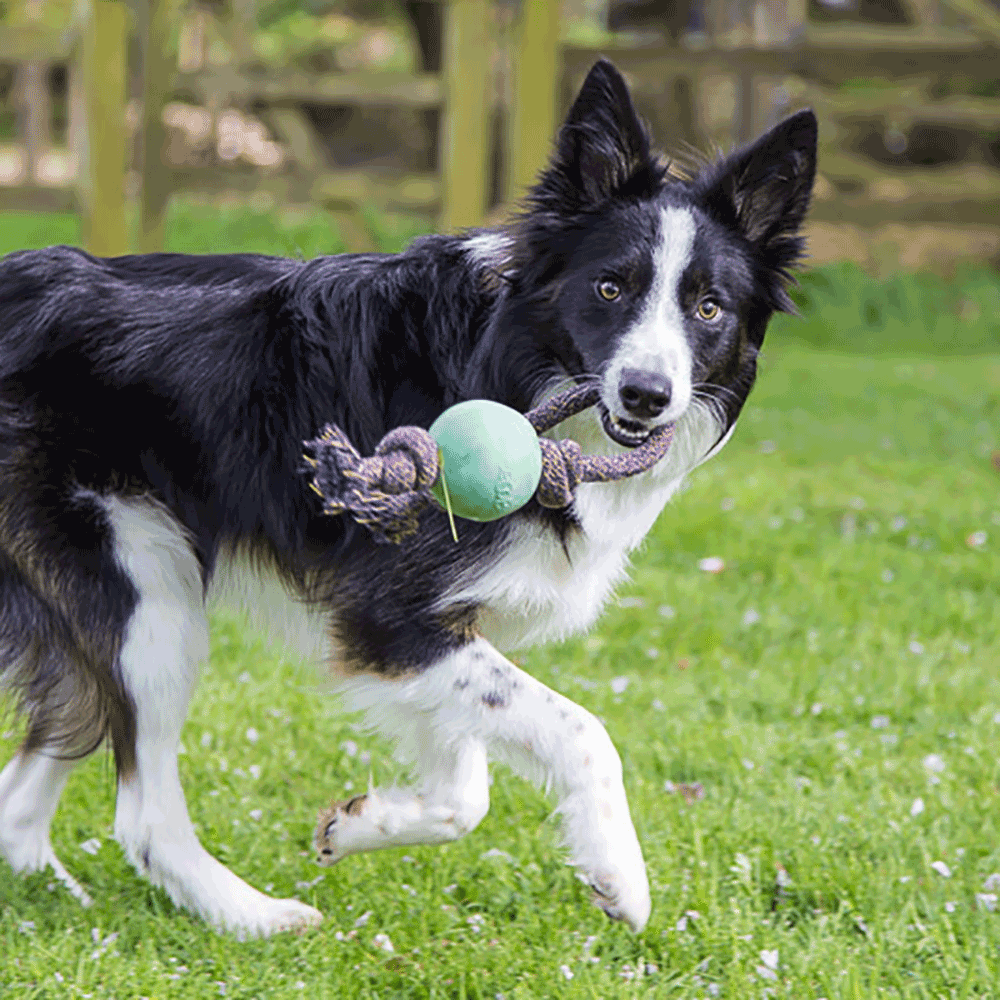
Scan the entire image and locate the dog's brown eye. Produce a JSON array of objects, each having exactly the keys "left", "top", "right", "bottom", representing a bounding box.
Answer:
[
  {"left": 697, "top": 299, "right": 720, "bottom": 321},
  {"left": 596, "top": 280, "right": 621, "bottom": 302}
]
